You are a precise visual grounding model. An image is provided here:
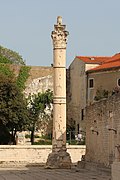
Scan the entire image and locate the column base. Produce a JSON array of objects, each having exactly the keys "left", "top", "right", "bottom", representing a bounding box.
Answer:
[{"left": 46, "top": 148, "right": 72, "bottom": 169}]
